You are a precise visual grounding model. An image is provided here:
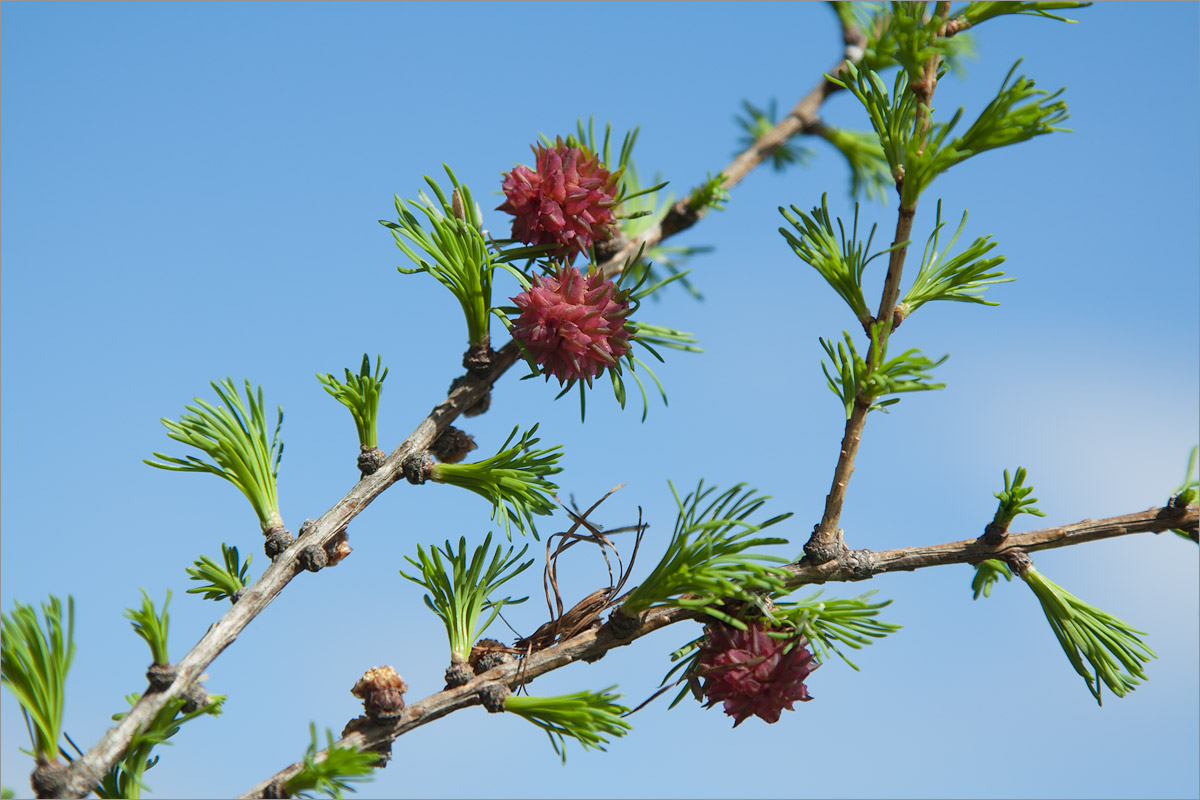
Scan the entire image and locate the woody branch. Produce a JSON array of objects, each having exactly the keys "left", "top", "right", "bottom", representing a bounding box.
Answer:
[
  {"left": 240, "top": 503, "right": 1196, "bottom": 798},
  {"left": 54, "top": 21, "right": 870, "bottom": 795}
]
